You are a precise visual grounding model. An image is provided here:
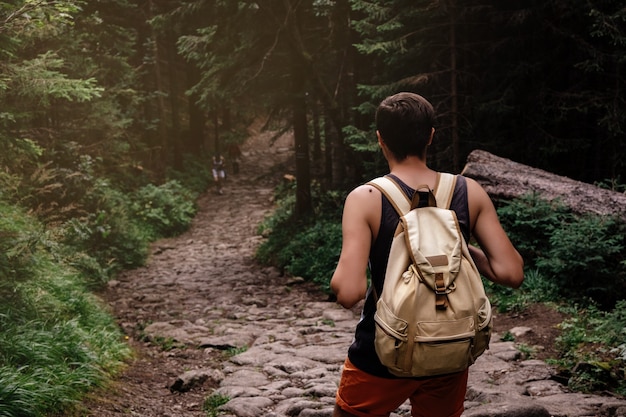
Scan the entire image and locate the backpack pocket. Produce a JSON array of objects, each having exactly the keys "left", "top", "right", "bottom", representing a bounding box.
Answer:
[
  {"left": 410, "top": 317, "right": 475, "bottom": 376},
  {"left": 374, "top": 300, "right": 409, "bottom": 370},
  {"left": 470, "top": 299, "right": 493, "bottom": 362}
]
